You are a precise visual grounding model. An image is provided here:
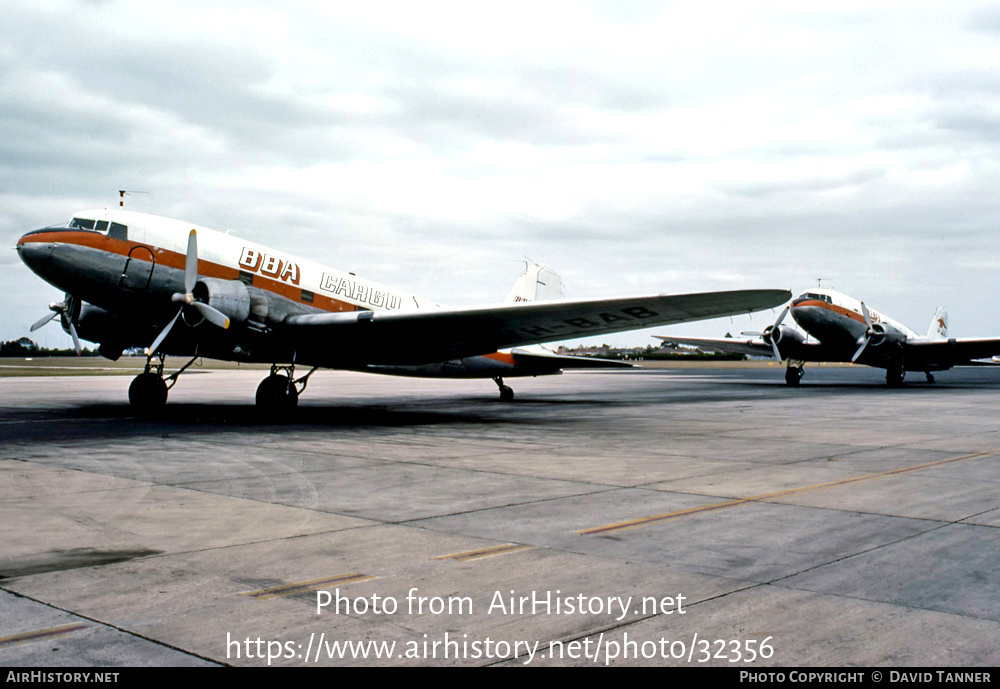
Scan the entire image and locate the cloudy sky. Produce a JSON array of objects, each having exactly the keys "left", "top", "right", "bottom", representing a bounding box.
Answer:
[{"left": 4, "top": 1, "right": 1000, "bottom": 350}]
